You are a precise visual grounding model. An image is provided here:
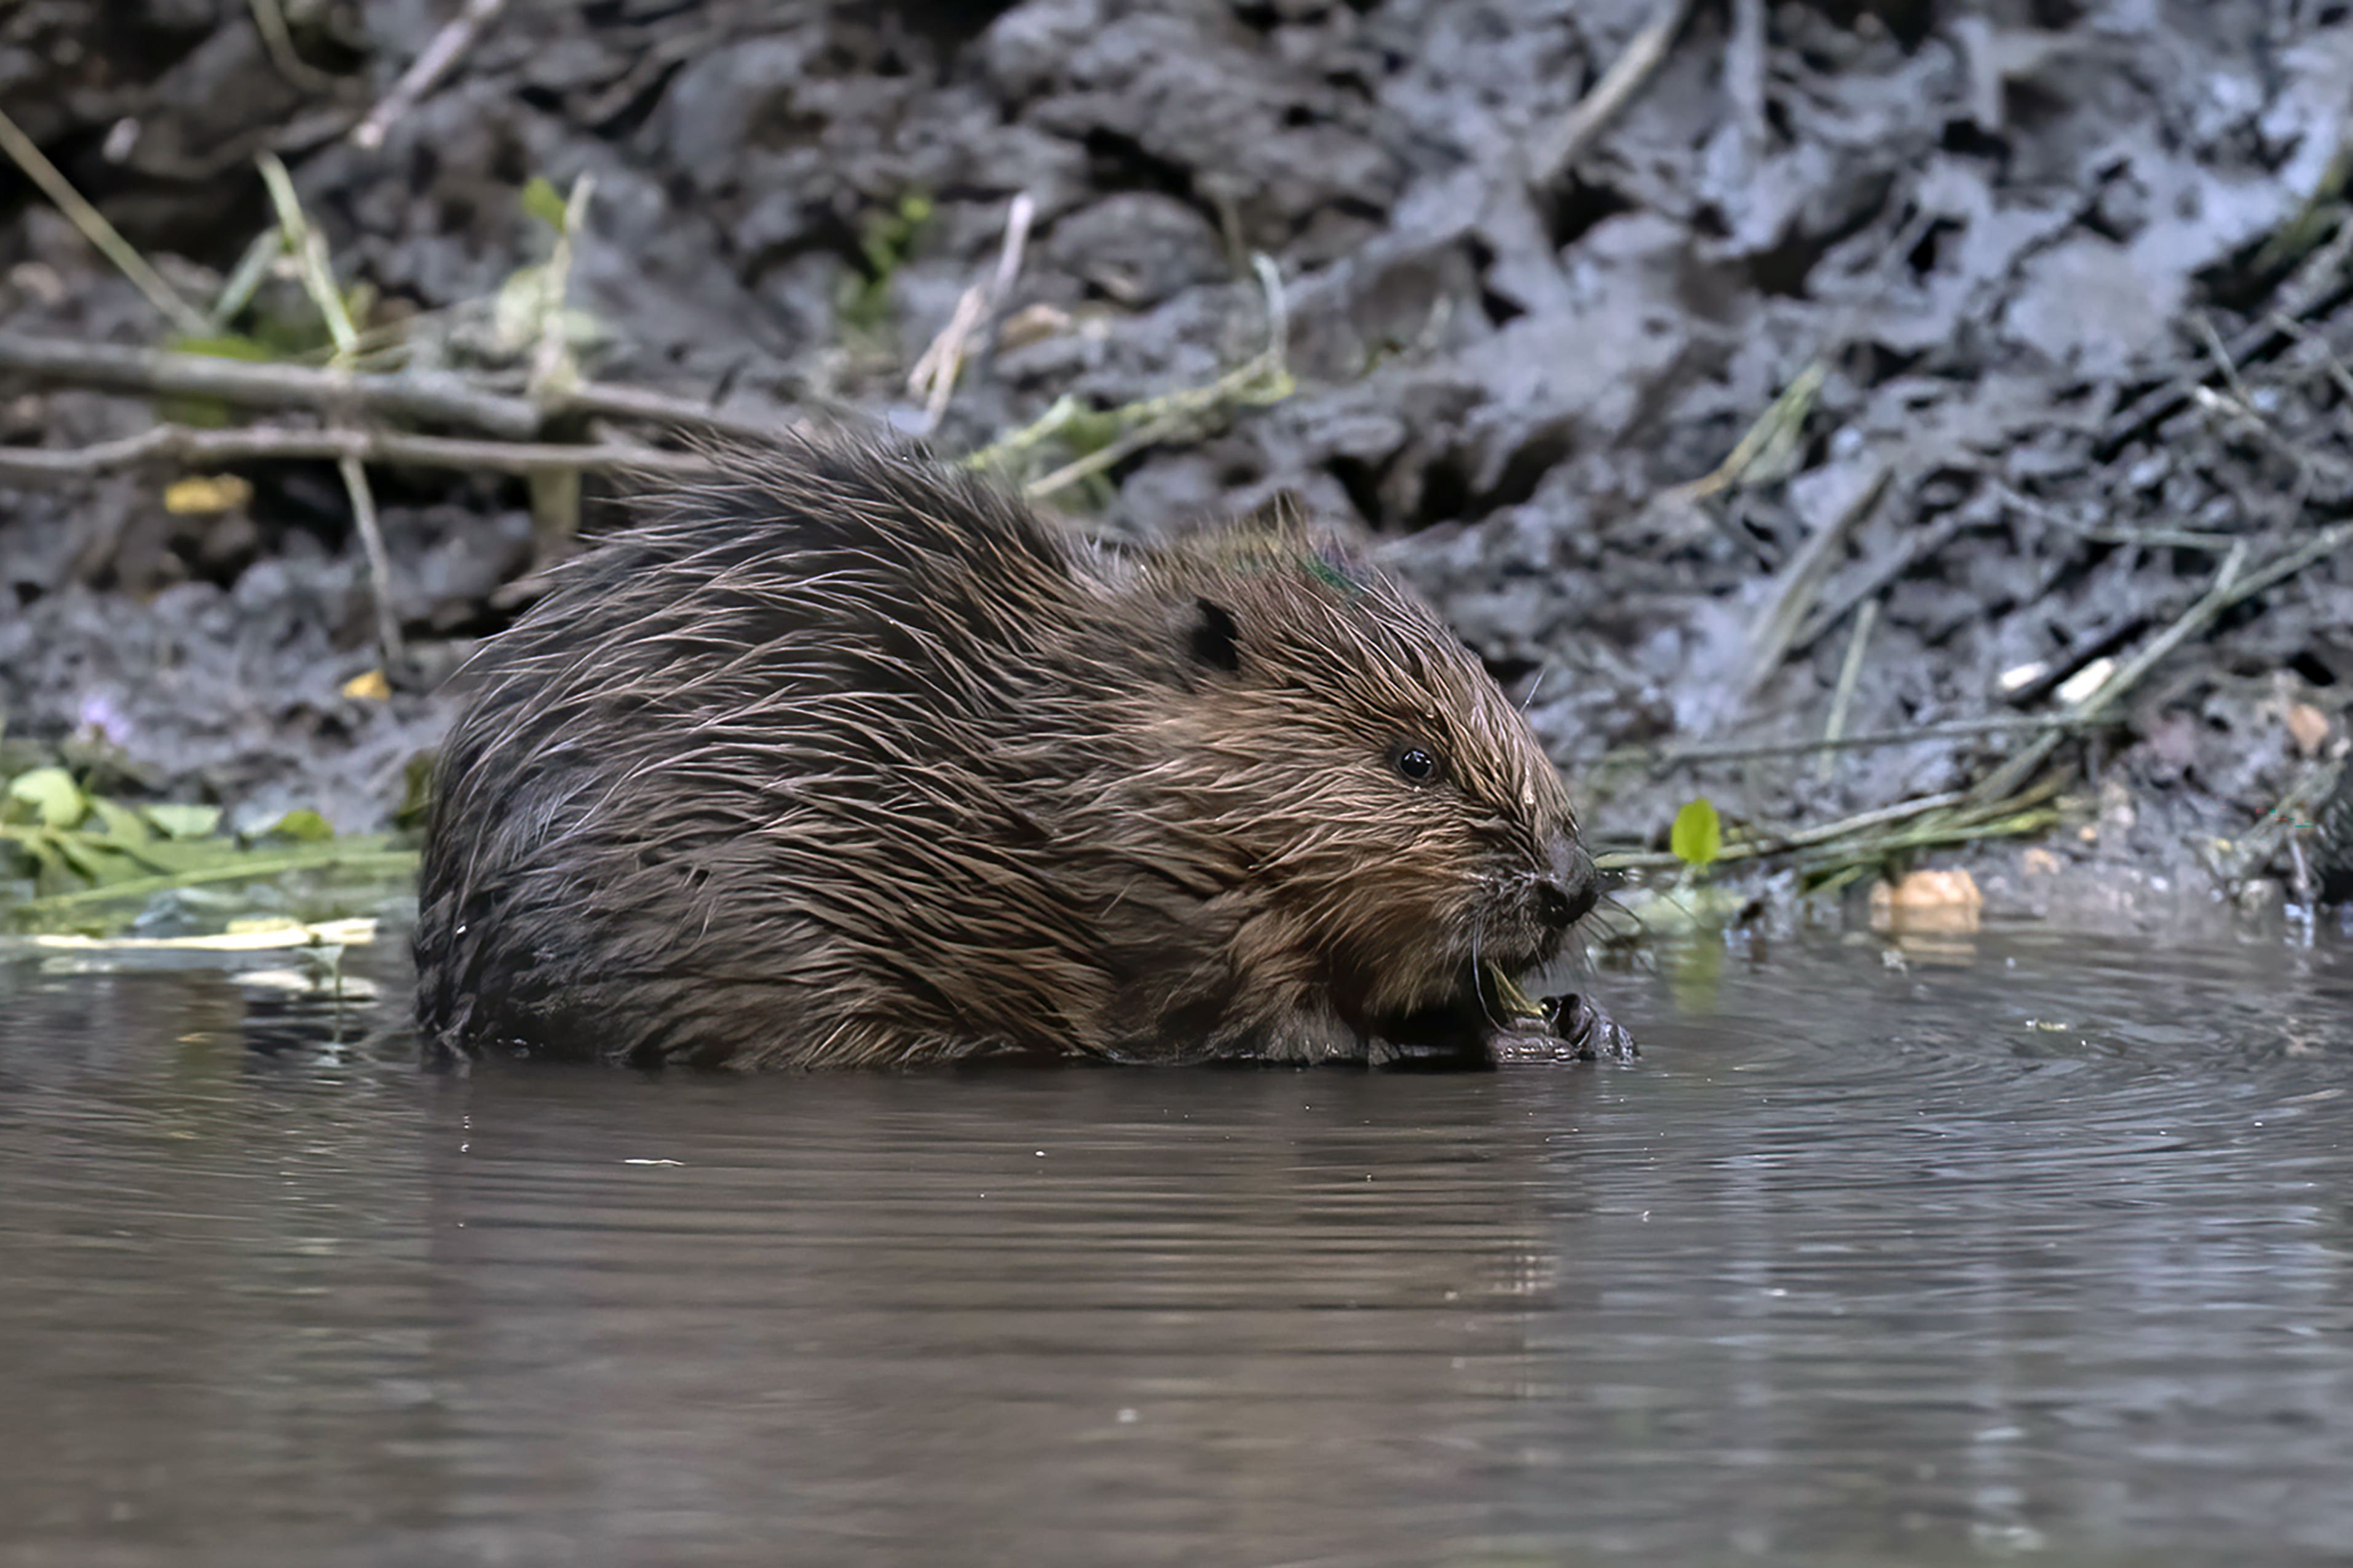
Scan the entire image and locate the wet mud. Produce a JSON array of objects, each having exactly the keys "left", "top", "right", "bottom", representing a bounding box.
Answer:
[{"left": 4, "top": 0, "right": 2352, "bottom": 917}]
